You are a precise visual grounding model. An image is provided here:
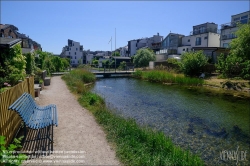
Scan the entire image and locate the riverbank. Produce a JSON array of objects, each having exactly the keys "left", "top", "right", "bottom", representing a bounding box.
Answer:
[
  {"left": 132, "top": 69, "right": 250, "bottom": 100},
  {"left": 62, "top": 69, "right": 204, "bottom": 166}
]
